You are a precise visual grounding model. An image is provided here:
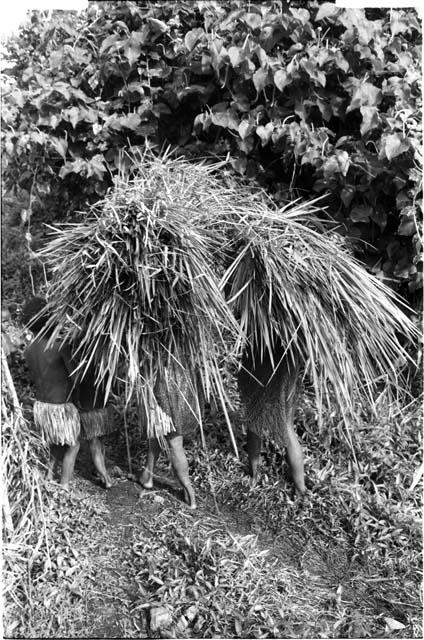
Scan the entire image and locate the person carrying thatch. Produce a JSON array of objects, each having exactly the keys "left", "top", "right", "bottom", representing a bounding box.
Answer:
[
  {"left": 238, "top": 346, "right": 305, "bottom": 497},
  {"left": 35, "top": 150, "right": 417, "bottom": 505},
  {"left": 23, "top": 297, "right": 115, "bottom": 490},
  {"left": 223, "top": 196, "right": 418, "bottom": 497},
  {"left": 77, "top": 366, "right": 114, "bottom": 489},
  {"left": 36, "top": 150, "right": 241, "bottom": 508},
  {"left": 23, "top": 296, "right": 81, "bottom": 489},
  {"left": 138, "top": 356, "right": 204, "bottom": 509}
]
